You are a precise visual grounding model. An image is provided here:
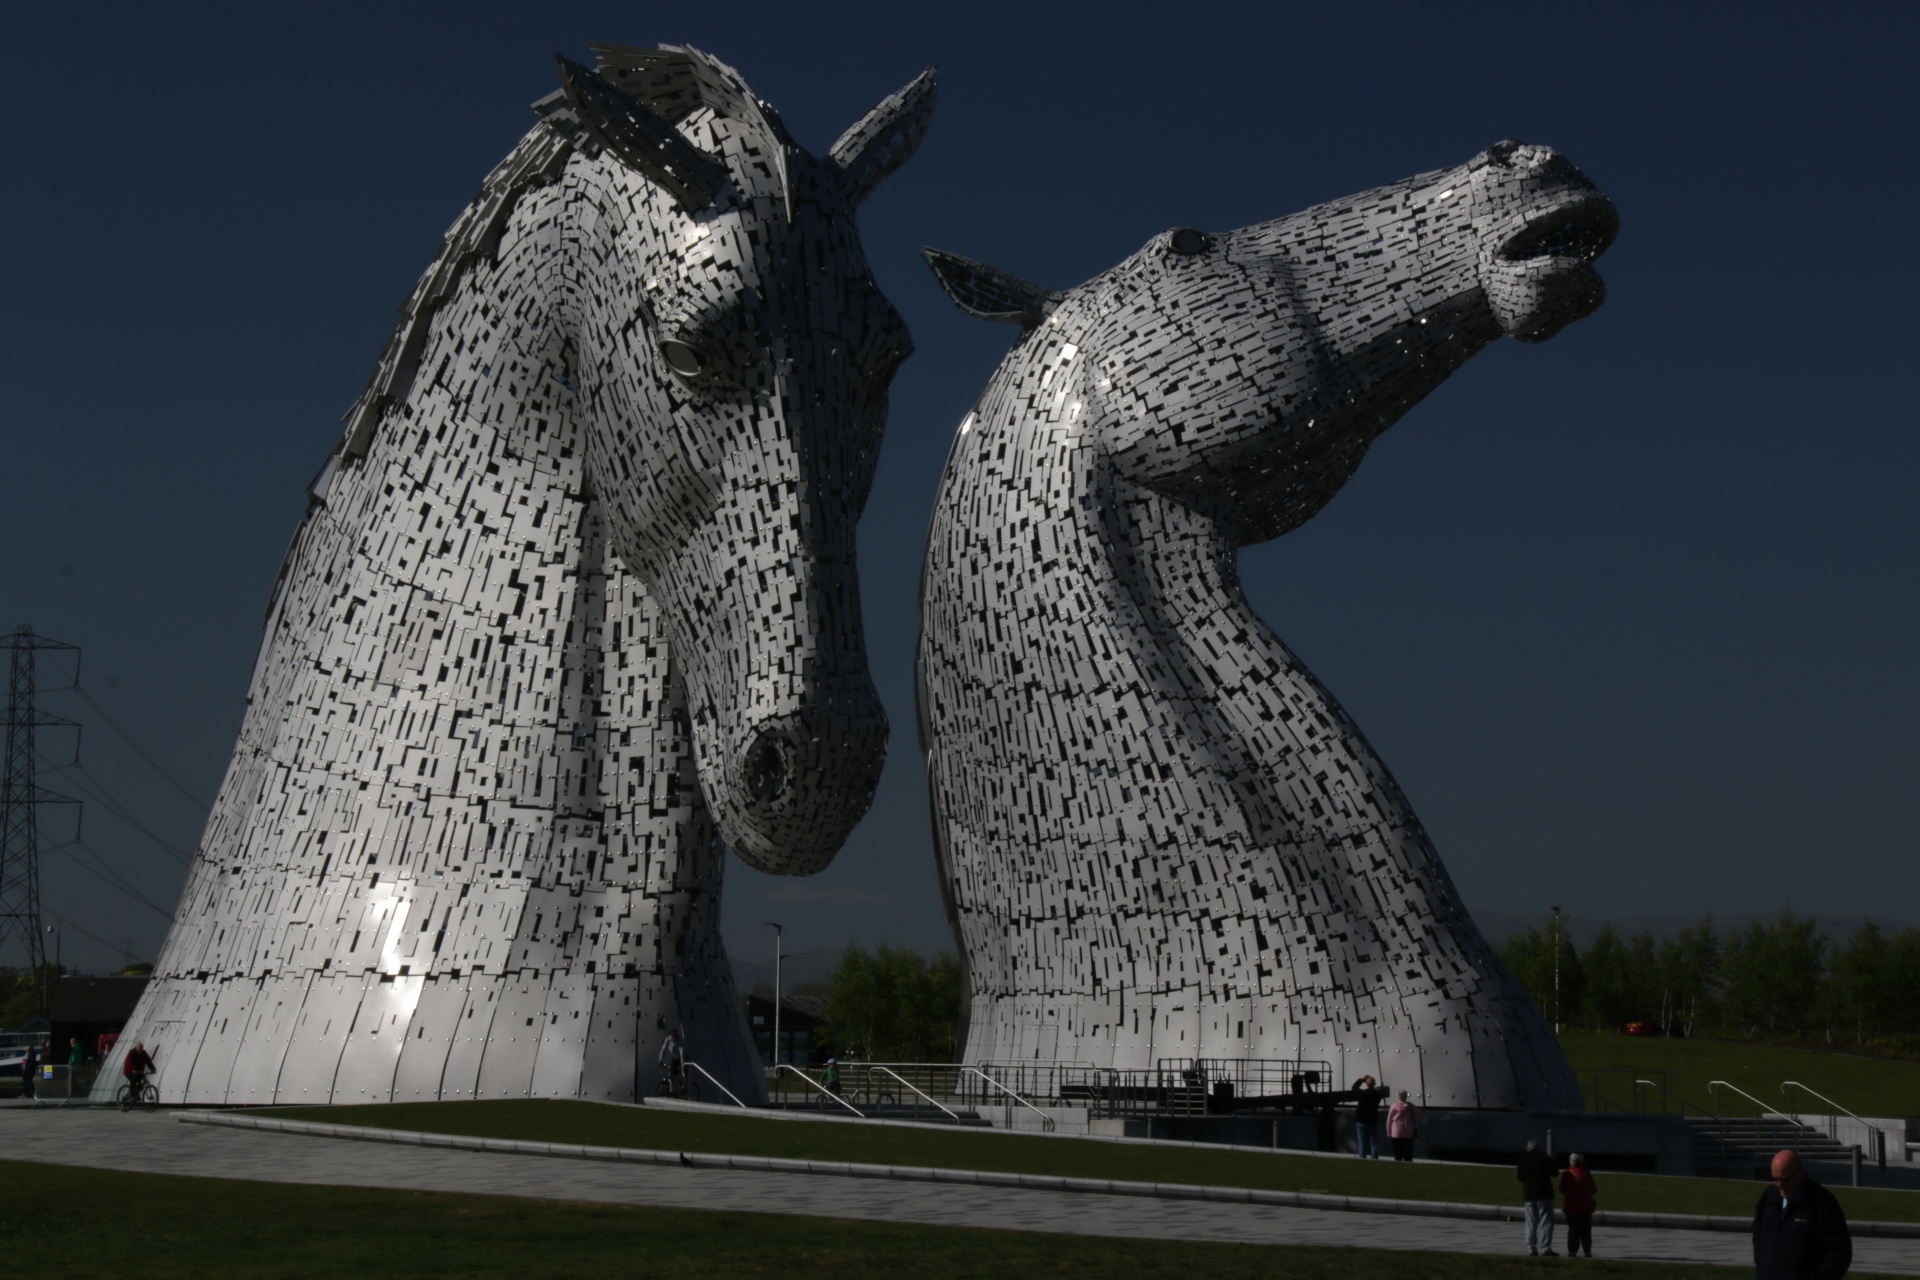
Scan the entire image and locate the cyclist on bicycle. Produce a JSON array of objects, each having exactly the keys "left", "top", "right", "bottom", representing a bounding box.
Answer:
[
  {"left": 657, "top": 1029, "right": 685, "bottom": 1098},
  {"left": 123, "top": 1041, "right": 156, "bottom": 1094}
]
